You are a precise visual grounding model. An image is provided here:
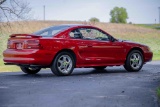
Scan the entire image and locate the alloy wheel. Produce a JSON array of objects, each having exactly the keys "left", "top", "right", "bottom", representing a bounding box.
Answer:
[
  {"left": 130, "top": 53, "right": 142, "bottom": 70},
  {"left": 57, "top": 55, "right": 73, "bottom": 74}
]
